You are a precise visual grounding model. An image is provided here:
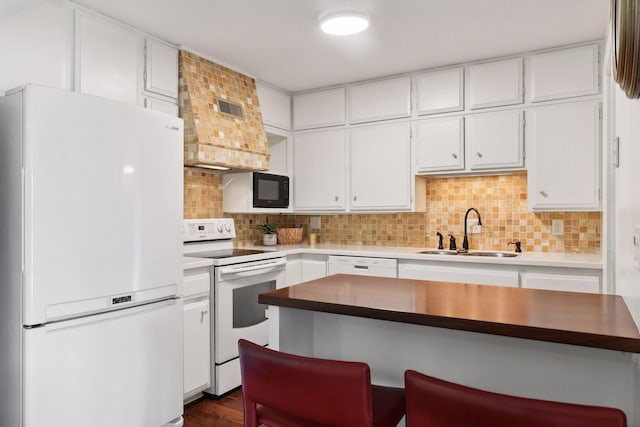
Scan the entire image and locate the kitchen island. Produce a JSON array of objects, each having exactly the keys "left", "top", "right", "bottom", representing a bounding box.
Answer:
[{"left": 260, "top": 274, "right": 640, "bottom": 426}]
